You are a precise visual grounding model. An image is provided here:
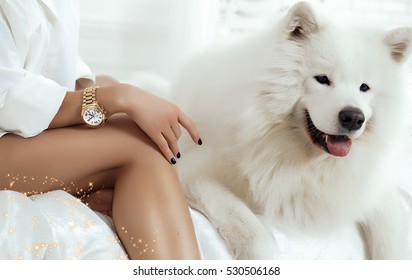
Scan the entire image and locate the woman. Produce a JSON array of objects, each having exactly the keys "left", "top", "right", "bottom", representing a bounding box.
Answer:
[{"left": 0, "top": 0, "right": 201, "bottom": 259}]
